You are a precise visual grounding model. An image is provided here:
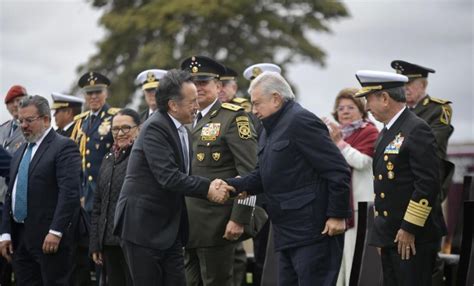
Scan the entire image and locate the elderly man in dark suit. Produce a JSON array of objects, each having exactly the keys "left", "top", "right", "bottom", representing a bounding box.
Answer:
[
  {"left": 0, "top": 95, "right": 81, "bottom": 285},
  {"left": 354, "top": 70, "right": 446, "bottom": 286},
  {"left": 226, "top": 72, "right": 351, "bottom": 286},
  {"left": 114, "top": 69, "right": 233, "bottom": 286}
]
